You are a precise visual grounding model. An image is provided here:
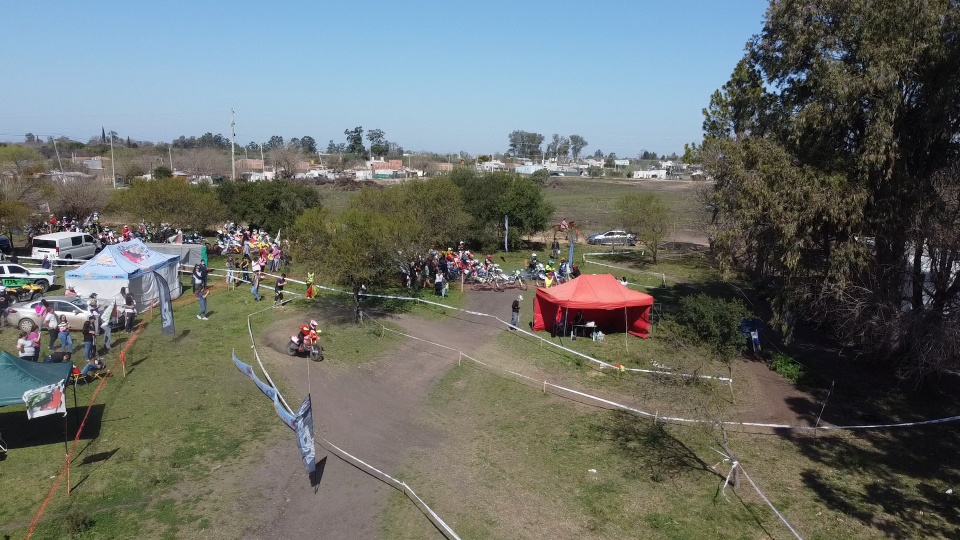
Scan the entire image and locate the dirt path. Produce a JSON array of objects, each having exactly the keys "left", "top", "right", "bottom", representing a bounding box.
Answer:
[{"left": 244, "top": 290, "right": 514, "bottom": 539}]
